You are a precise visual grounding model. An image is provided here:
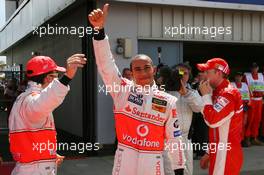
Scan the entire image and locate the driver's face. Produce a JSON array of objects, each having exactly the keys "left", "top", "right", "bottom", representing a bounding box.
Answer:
[
  {"left": 131, "top": 59, "right": 155, "bottom": 86},
  {"left": 198, "top": 72, "right": 207, "bottom": 81},
  {"left": 205, "top": 69, "right": 221, "bottom": 87}
]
